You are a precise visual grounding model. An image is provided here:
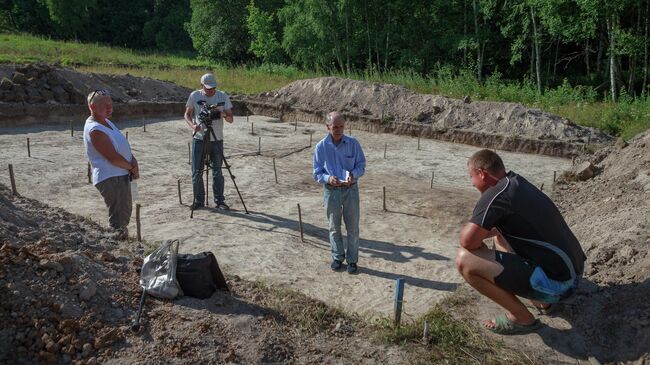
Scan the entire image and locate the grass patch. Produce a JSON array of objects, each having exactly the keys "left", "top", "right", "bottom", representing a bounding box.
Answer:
[
  {"left": 374, "top": 304, "right": 532, "bottom": 365},
  {"left": 2, "top": 33, "right": 650, "bottom": 139},
  {"left": 245, "top": 280, "right": 354, "bottom": 334},
  {"left": 0, "top": 33, "right": 209, "bottom": 69},
  {"left": 74, "top": 64, "right": 316, "bottom": 96}
]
